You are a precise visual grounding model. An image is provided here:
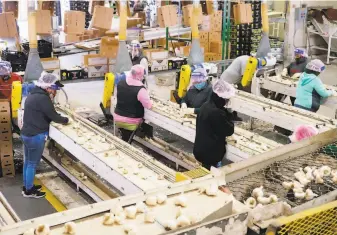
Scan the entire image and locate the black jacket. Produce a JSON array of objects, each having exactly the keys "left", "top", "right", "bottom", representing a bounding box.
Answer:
[
  {"left": 182, "top": 84, "right": 212, "bottom": 114},
  {"left": 21, "top": 87, "right": 68, "bottom": 136},
  {"left": 287, "top": 57, "right": 308, "bottom": 76},
  {"left": 193, "top": 100, "right": 235, "bottom": 167}
]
